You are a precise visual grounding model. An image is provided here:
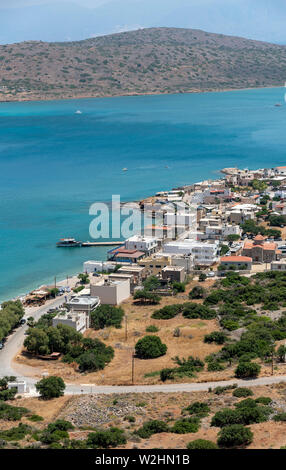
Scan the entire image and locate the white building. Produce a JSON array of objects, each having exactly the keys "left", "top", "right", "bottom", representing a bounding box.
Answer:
[
  {"left": 83, "top": 260, "right": 117, "bottom": 274},
  {"left": 170, "top": 254, "right": 194, "bottom": 273},
  {"left": 164, "top": 211, "right": 197, "bottom": 229},
  {"left": 223, "top": 224, "right": 242, "bottom": 238},
  {"left": 66, "top": 296, "right": 100, "bottom": 313},
  {"left": 53, "top": 311, "right": 90, "bottom": 333},
  {"left": 125, "top": 235, "right": 158, "bottom": 254},
  {"left": 275, "top": 166, "right": 286, "bottom": 175},
  {"left": 8, "top": 380, "right": 27, "bottom": 394},
  {"left": 204, "top": 224, "right": 241, "bottom": 241},
  {"left": 163, "top": 240, "right": 219, "bottom": 266},
  {"left": 90, "top": 278, "right": 130, "bottom": 305},
  {"left": 271, "top": 261, "right": 286, "bottom": 271}
]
